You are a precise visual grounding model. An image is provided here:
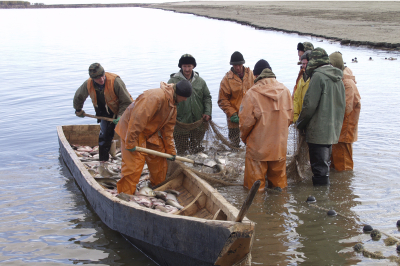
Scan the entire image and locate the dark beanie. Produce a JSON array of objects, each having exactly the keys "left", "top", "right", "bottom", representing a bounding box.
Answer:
[
  {"left": 175, "top": 80, "right": 192, "bottom": 97},
  {"left": 253, "top": 59, "right": 272, "bottom": 76},
  {"left": 88, "top": 63, "right": 105, "bottom": 78},
  {"left": 230, "top": 51, "right": 245, "bottom": 65},
  {"left": 297, "top": 42, "right": 305, "bottom": 52},
  {"left": 178, "top": 54, "right": 197, "bottom": 68}
]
